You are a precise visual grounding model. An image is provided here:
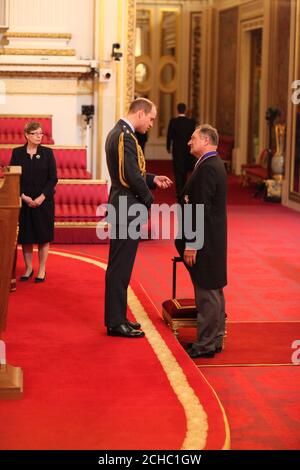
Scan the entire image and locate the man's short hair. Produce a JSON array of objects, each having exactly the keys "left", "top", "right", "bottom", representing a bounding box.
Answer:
[
  {"left": 177, "top": 103, "right": 186, "bottom": 114},
  {"left": 197, "top": 124, "right": 219, "bottom": 146},
  {"left": 129, "top": 98, "right": 155, "bottom": 114}
]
